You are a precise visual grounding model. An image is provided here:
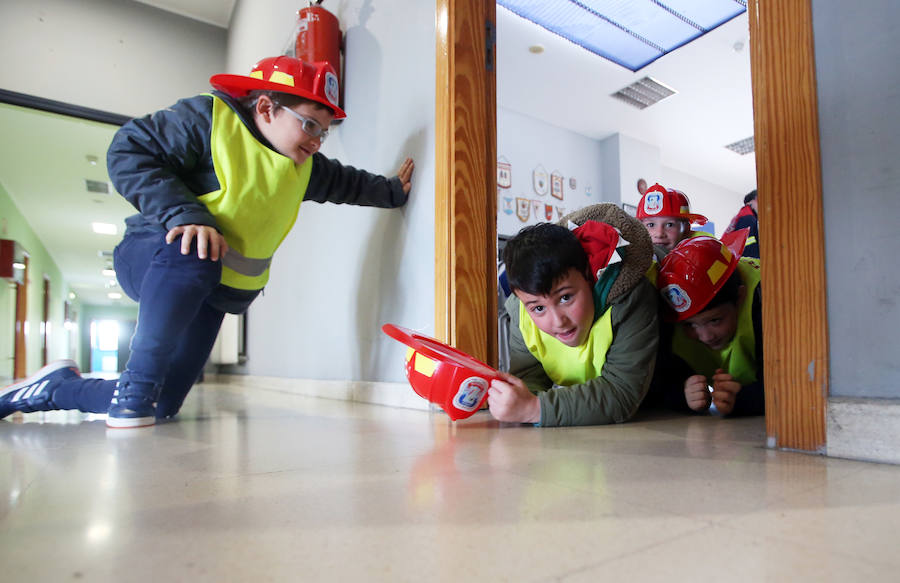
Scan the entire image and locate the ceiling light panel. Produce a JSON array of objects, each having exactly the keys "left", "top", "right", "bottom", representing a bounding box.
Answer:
[
  {"left": 85, "top": 179, "right": 110, "bottom": 194},
  {"left": 611, "top": 76, "right": 677, "bottom": 109},
  {"left": 497, "top": 0, "right": 747, "bottom": 71},
  {"left": 725, "top": 136, "right": 755, "bottom": 155}
]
